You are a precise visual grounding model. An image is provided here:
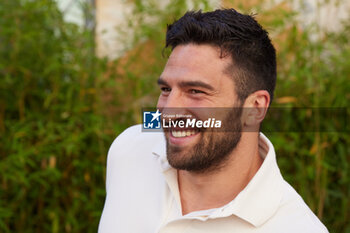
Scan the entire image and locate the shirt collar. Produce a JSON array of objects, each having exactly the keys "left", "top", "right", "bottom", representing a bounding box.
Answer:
[
  {"left": 217, "top": 133, "right": 284, "bottom": 227},
  {"left": 151, "top": 137, "right": 169, "bottom": 170},
  {"left": 152, "top": 133, "right": 284, "bottom": 227}
]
